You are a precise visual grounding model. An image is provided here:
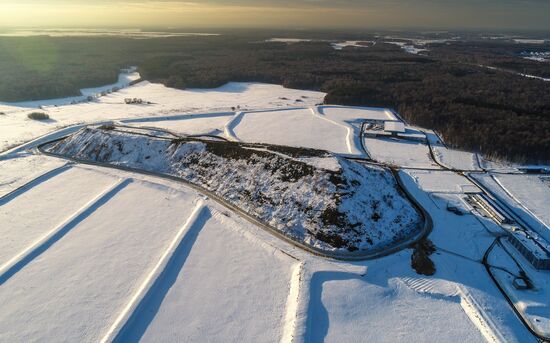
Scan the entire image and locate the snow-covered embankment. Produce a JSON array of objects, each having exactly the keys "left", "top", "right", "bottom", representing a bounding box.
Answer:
[{"left": 43, "top": 126, "right": 424, "bottom": 254}]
